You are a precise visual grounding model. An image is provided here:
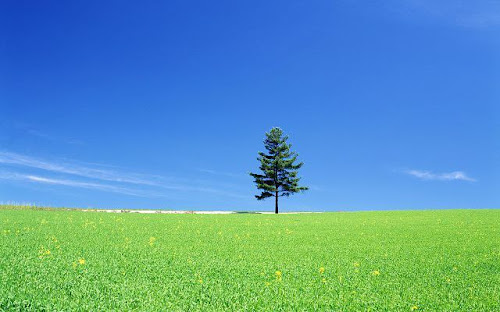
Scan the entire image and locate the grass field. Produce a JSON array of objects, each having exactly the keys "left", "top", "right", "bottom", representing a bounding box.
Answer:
[{"left": 0, "top": 206, "right": 499, "bottom": 311}]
